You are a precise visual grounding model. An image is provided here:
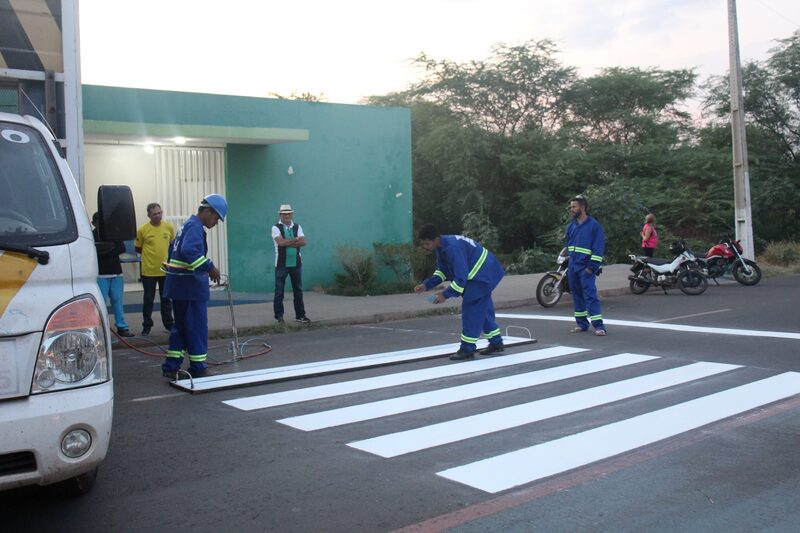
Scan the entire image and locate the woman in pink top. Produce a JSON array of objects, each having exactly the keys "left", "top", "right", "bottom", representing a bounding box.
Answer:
[{"left": 640, "top": 213, "right": 658, "bottom": 256}]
